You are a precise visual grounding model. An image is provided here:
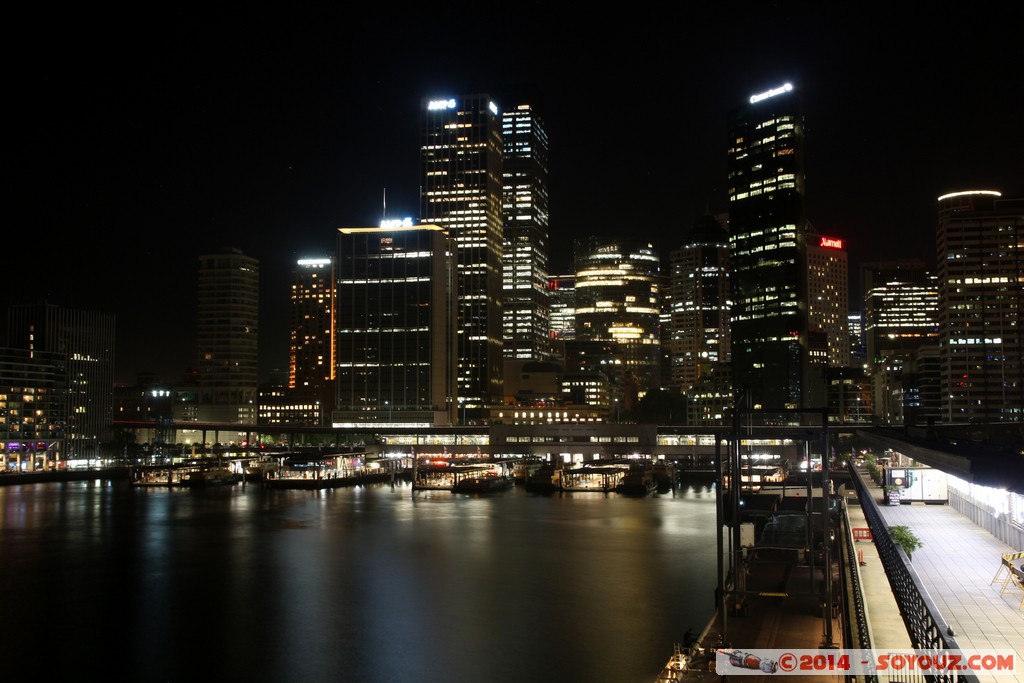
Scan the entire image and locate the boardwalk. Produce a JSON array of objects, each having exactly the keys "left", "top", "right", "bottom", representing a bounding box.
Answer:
[{"left": 855, "top": 465, "right": 1024, "bottom": 683}]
